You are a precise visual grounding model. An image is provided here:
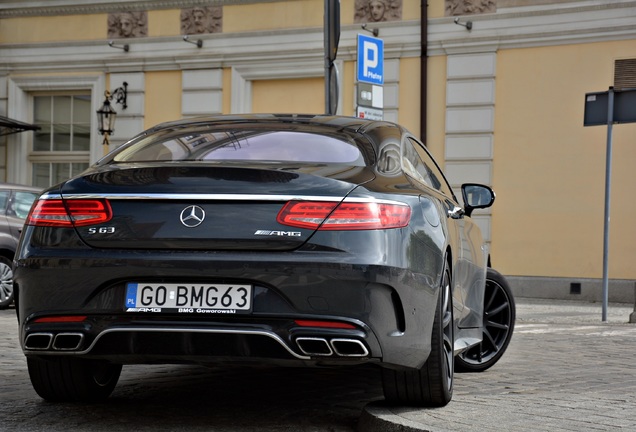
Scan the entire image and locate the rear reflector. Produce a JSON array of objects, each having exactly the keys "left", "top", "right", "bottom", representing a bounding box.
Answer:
[
  {"left": 27, "top": 199, "right": 112, "bottom": 227},
  {"left": 294, "top": 320, "right": 357, "bottom": 329},
  {"left": 33, "top": 315, "right": 88, "bottom": 323},
  {"left": 277, "top": 200, "right": 410, "bottom": 230}
]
